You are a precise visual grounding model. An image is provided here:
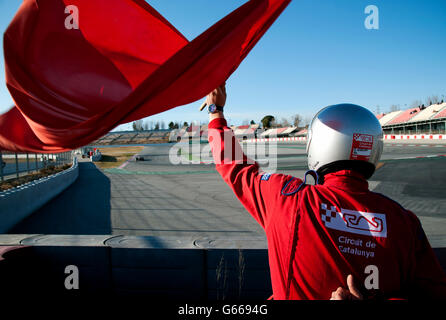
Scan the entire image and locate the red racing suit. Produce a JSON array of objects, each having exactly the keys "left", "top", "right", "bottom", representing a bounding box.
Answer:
[{"left": 208, "top": 118, "right": 446, "bottom": 300}]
